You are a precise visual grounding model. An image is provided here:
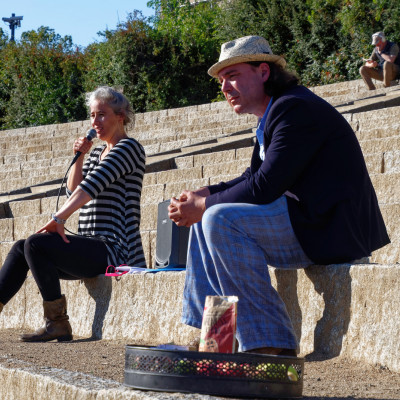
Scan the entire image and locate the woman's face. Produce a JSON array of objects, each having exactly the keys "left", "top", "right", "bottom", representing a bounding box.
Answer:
[{"left": 90, "top": 100, "right": 123, "bottom": 142}]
